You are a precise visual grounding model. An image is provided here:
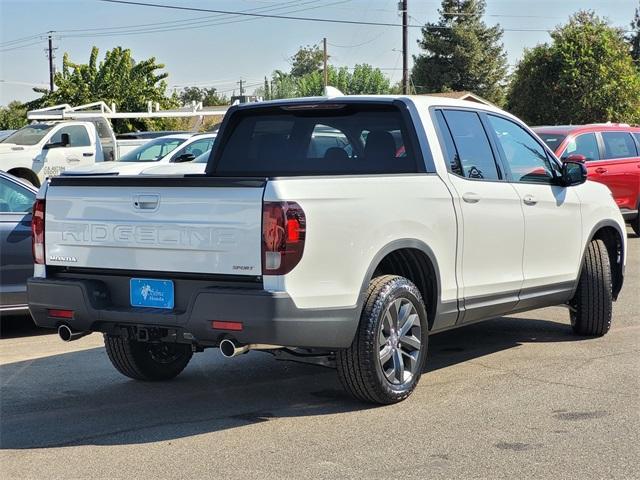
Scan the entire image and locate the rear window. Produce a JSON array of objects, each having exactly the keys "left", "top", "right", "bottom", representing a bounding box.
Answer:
[{"left": 212, "top": 104, "right": 419, "bottom": 175}]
